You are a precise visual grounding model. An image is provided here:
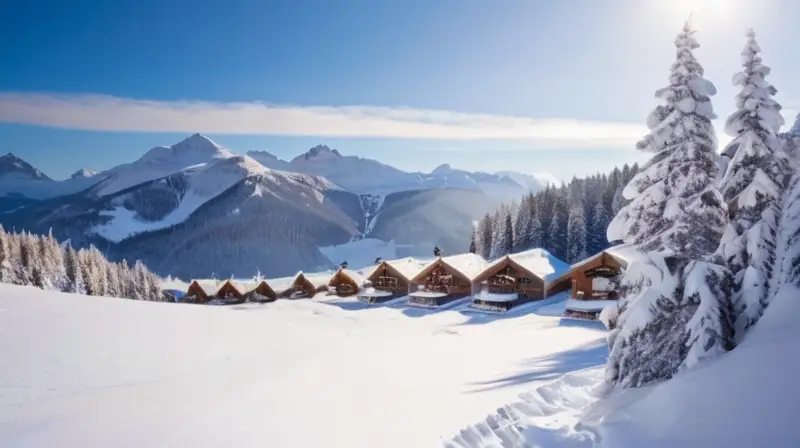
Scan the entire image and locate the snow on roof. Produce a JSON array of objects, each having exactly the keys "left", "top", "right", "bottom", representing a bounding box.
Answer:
[
  {"left": 604, "top": 243, "right": 648, "bottom": 267},
  {"left": 384, "top": 257, "right": 430, "bottom": 280},
  {"left": 334, "top": 269, "right": 366, "bottom": 286},
  {"left": 298, "top": 271, "right": 333, "bottom": 288},
  {"left": 507, "top": 248, "right": 569, "bottom": 283},
  {"left": 190, "top": 279, "right": 220, "bottom": 295},
  {"left": 564, "top": 298, "right": 619, "bottom": 312},
  {"left": 441, "top": 253, "right": 489, "bottom": 281}
]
